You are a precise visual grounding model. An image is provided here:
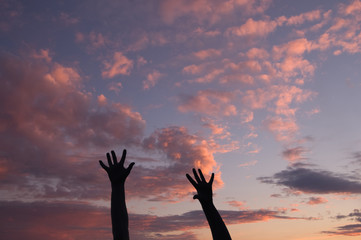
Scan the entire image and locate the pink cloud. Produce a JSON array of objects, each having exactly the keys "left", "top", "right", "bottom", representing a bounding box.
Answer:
[
  {"left": 0, "top": 51, "right": 145, "bottom": 200},
  {"left": 202, "top": 121, "right": 226, "bottom": 135},
  {"left": 227, "top": 200, "right": 247, "bottom": 209},
  {"left": 240, "top": 110, "right": 254, "bottom": 123},
  {"left": 88, "top": 31, "right": 106, "bottom": 49},
  {"left": 182, "top": 64, "right": 205, "bottom": 75},
  {"left": 246, "top": 48, "right": 269, "bottom": 59},
  {"left": 108, "top": 81, "right": 123, "bottom": 93},
  {"left": 282, "top": 146, "right": 307, "bottom": 162},
  {"left": 0, "top": 200, "right": 305, "bottom": 240},
  {"left": 238, "top": 160, "right": 258, "bottom": 167},
  {"left": 307, "top": 197, "right": 328, "bottom": 205},
  {"left": 227, "top": 18, "right": 278, "bottom": 37},
  {"left": 31, "top": 49, "right": 52, "bottom": 62},
  {"left": 264, "top": 117, "right": 299, "bottom": 142},
  {"left": 342, "top": 0, "right": 361, "bottom": 15},
  {"left": 97, "top": 94, "right": 107, "bottom": 105},
  {"left": 0, "top": 51, "right": 230, "bottom": 203},
  {"left": 273, "top": 38, "right": 312, "bottom": 59},
  {"left": 143, "top": 70, "right": 163, "bottom": 90},
  {"left": 285, "top": 10, "right": 321, "bottom": 26},
  {"left": 178, "top": 90, "right": 237, "bottom": 116},
  {"left": 194, "top": 68, "right": 225, "bottom": 83},
  {"left": 102, "top": 52, "right": 133, "bottom": 78},
  {"left": 138, "top": 126, "right": 223, "bottom": 200},
  {"left": 159, "top": 0, "right": 271, "bottom": 25},
  {"left": 220, "top": 74, "right": 254, "bottom": 85},
  {"left": 193, "top": 27, "right": 221, "bottom": 37},
  {"left": 137, "top": 56, "right": 147, "bottom": 67},
  {"left": 193, "top": 48, "right": 221, "bottom": 60}
]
